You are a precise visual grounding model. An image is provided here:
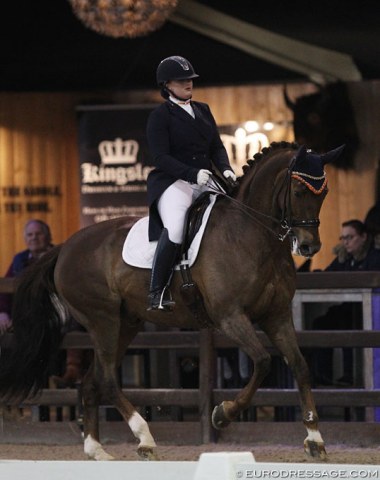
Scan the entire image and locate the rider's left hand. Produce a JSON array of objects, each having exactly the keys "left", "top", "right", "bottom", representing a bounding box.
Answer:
[{"left": 223, "top": 170, "right": 237, "bottom": 182}]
